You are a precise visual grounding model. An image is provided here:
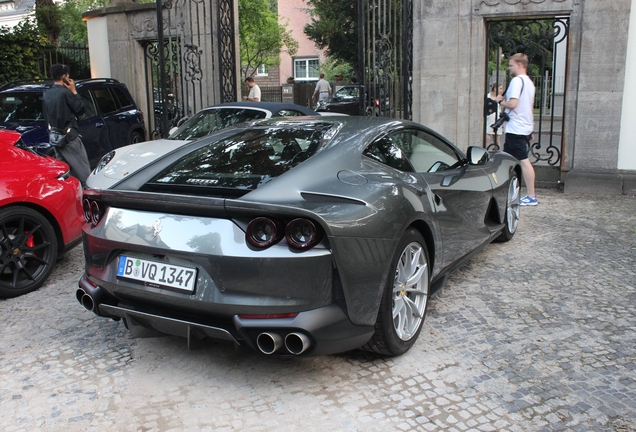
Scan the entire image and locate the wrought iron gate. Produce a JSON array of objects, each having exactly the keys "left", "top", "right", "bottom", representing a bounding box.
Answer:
[
  {"left": 142, "top": 0, "right": 237, "bottom": 139},
  {"left": 485, "top": 17, "right": 570, "bottom": 169},
  {"left": 358, "top": 0, "right": 413, "bottom": 119}
]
